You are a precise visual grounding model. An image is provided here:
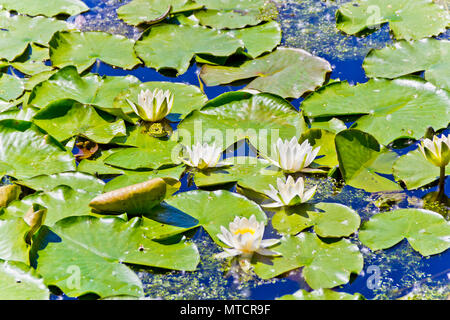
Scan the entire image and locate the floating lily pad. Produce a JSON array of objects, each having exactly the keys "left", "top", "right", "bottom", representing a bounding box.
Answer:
[
  {"left": 117, "top": 0, "right": 202, "bottom": 26},
  {"left": 77, "top": 149, "right": 127, "bottom": 176},
  {"left": 336, "top": 0, "right": 449, "bottom": 40},
  {"left": 194, "top": 9, "right": 263, "bottom": 29},
  {"left": 160, "top": 190, "right": 267, "bottom": 245},
  {"left": 200, "top": 47, "right": 331, "bottom": 99},
  {"left": 0, "top": 260, "right": 49, "bottom": 300},
  {"left": 3, "top": 186, "right": 95, "bottom": 226},
  {"left": 0, "top": 11, "right": 68, "bottom": 61},
  {"left": 8, "top": 44, "right": 52, "bottom": 76},
  {"left": 335, "top": 129, "right": 401, "bottom": 192},
  {"left": 113, "top": 81, "right": 207, "bottom": 121},
  {"left": 16, "top": 172, "right": 105, "bottom": 194},
  {"left": 393, "top": 149, "right": 450, "bottom": 190},
  {"left": 35, "top": 216, "right": 200, "bottom": 298},
  {"left": 195, "top": 0, "right": 265, "bottom": 10},
  {"left": 104, "top": 135, "right": 180, "bottom": 170},
  {"left": 299, "top": 129, "right": 338, "bottom": 168},
  {"left": 302, "top": 77, "right": 450, "bottom": 145},
  {"left": 359, "top": 208, "right": 450, "bottom": 256},
  {"left": 29, "top": 66, "right": 140, "bottom": 118},
  {"left": 0, "top": 73, "right": 24, "bottom": 101},
  {"left": 253, "top": 232, "right": 363, "bottom": 289},
  {"left": 0, "top": 0, "right": 88, "bottom": 17},
  {"left": 104, "top": 166, "right": 185, "bottom": 192},
  {"left": 177, "top": 92, "right": 306, "bottom": 147},
  {"left": 0, "top": 120, "right": 75, "bottom": 179},
  {"left": 278, "top": 288, "right": 364, "bottom": 300},
  {"left": 135, "top": 23, "right": 243, "bottom": 75},
  {"left": 364, "top": 39, "right": 450, "bottom": 91},
  {"left": 49, "top": 31, "right": 141, "bottom": 72},
  {"left": 32, "top": 100, "right": 127, "bottom": 144},
  {"left": 0, "top": 217, "right": 30, "bottom": 264},
  {"left": 225, "top": 21, "right": 281, "bottom": 58},
  {"left": 272, "top": 202, "right": 361, "bottom": 237},
  {"left": 194, "top": 157, "right": 284, "bottom": 194}
]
